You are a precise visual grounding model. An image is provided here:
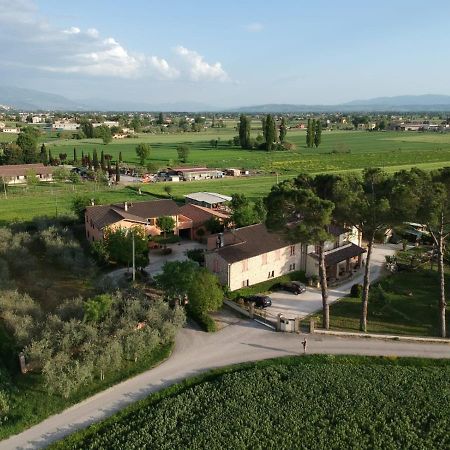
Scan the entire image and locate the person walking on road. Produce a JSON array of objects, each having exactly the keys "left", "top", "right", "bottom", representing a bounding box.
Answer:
[{"left": 301, "top": 338, "right": 307, "bottom": 355}]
